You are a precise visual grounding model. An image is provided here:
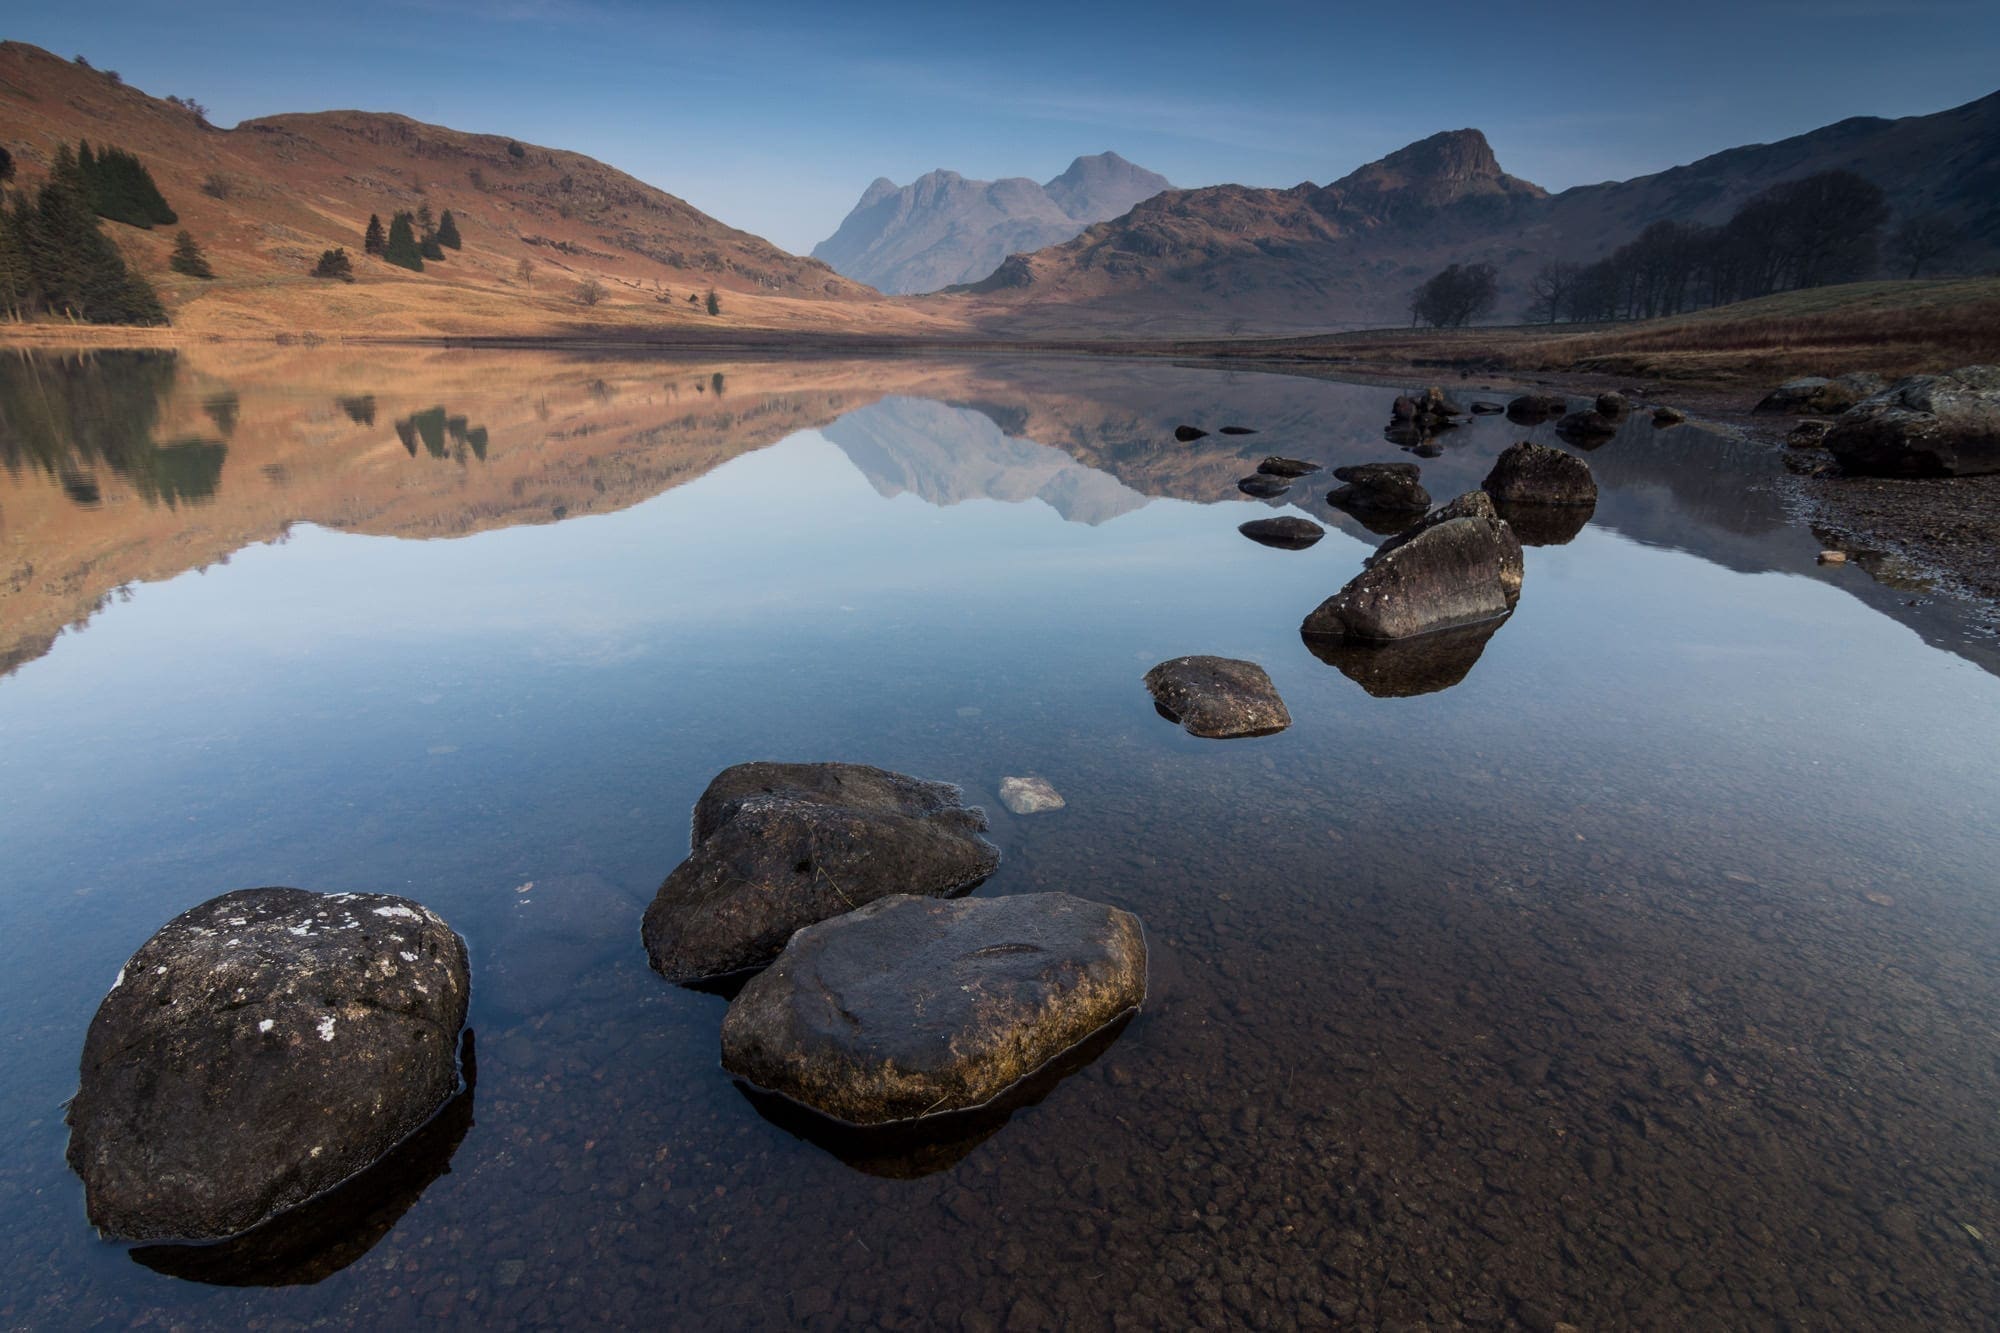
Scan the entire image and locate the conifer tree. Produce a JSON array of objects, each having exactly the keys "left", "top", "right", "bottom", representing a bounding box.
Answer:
[
  {"left": 312, "top": 248, "right": 355, "bottom": 282},
  {"left": 5, "top": 165, "right": 166, "bottom": 324},
  {"left": 436, "top": 209, "right": 461, "bottom": 249},
  {"left": 168, "top": 230, "right": 213, "bottom": 278},
  {"left": 420, "top": 232, "right": 445, "bottom": 261},
  {"left": 364, "top": 214, "right": 386, "bottom": 255},
  {"left": 76, "top": 141, "right": 177, "bottom": 228},
  {"left": 383, "top": 211, "right": 424, "bottom": 271},
  {"left": 705, "top": 288, "right": 720, "bottom": 316}
]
